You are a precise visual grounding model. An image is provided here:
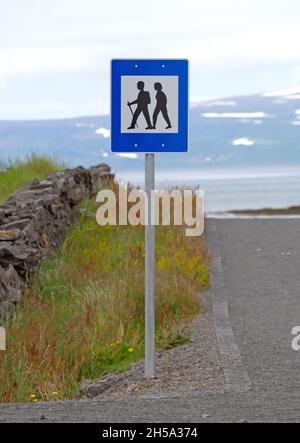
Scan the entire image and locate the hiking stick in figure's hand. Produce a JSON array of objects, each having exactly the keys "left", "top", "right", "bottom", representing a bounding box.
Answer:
[{"left": 127, "top": 102, "right": 138, "bottom": 129}]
